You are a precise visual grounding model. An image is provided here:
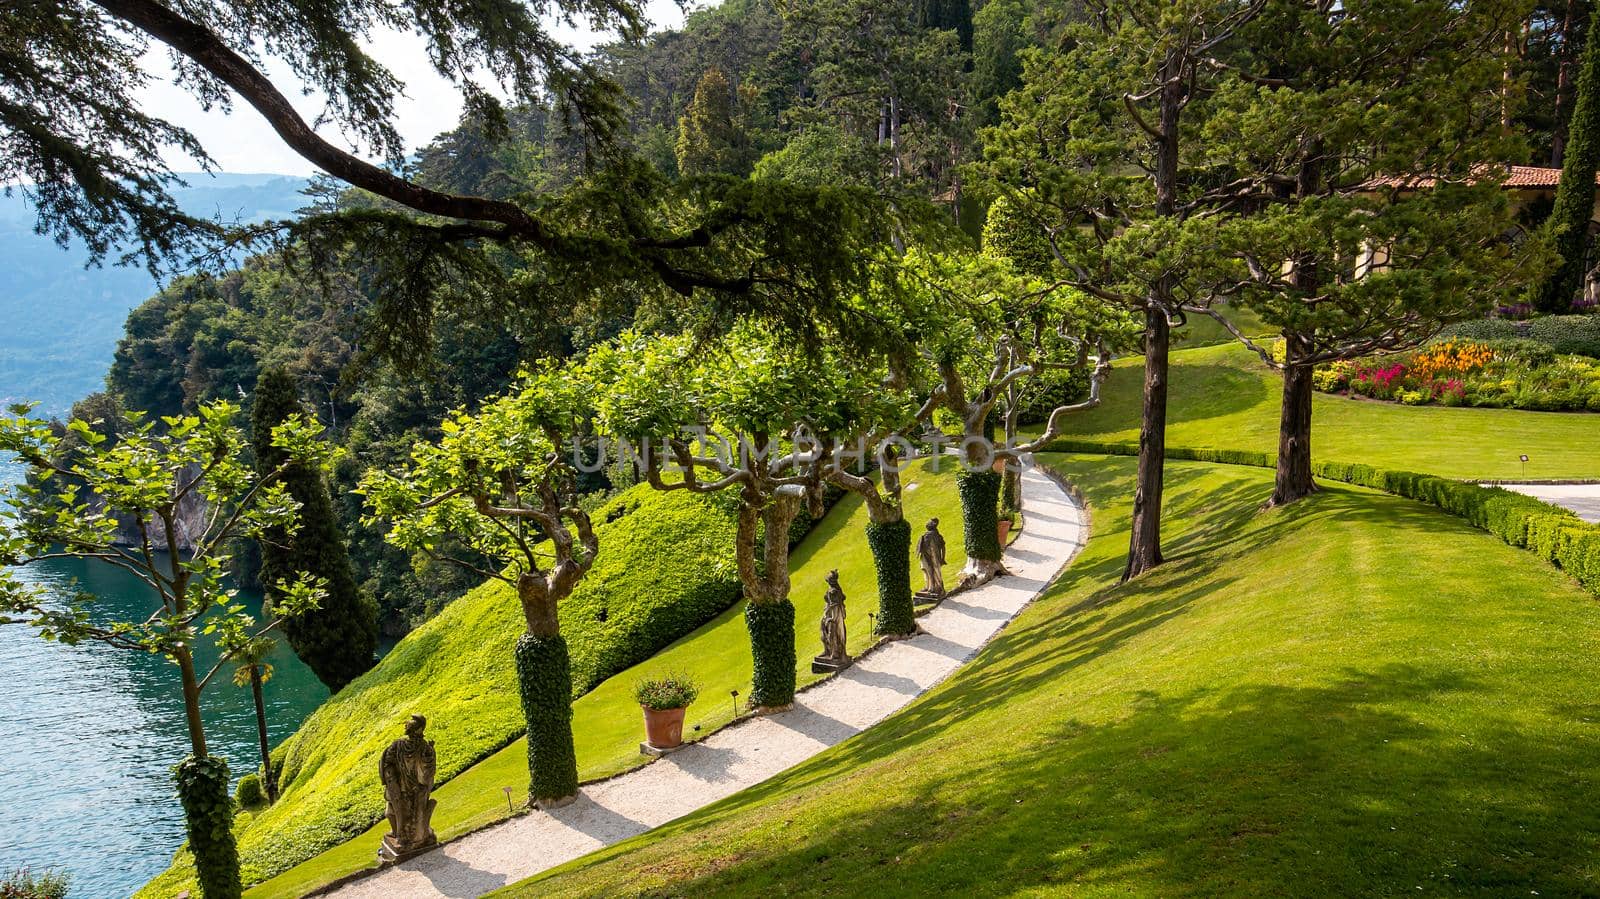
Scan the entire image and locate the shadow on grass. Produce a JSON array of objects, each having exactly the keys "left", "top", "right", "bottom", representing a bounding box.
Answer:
[{"left": 615, "top": 663, "right": 1600, "bottom": 896}]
